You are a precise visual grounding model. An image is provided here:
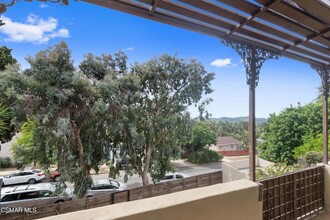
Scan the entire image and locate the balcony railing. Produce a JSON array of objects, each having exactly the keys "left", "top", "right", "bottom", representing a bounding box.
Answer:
[
  {"left": 259, "top": 165, "right": 324, "bottom": 220},
  {"left": 0, "top": 171, "right": 222, "bottom": 220}
]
